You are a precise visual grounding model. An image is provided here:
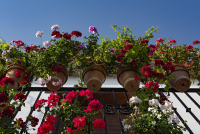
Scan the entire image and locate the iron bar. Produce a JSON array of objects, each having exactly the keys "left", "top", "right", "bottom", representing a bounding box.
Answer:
[
  {"left": 185, "top": 92, "right": 200, "bottom": 109},
  {"left": 173, "top": 92, "right": 200, "bottom": 125},
  {"left": 100, "top": 90, "right": 108, "bottom": 134}
]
